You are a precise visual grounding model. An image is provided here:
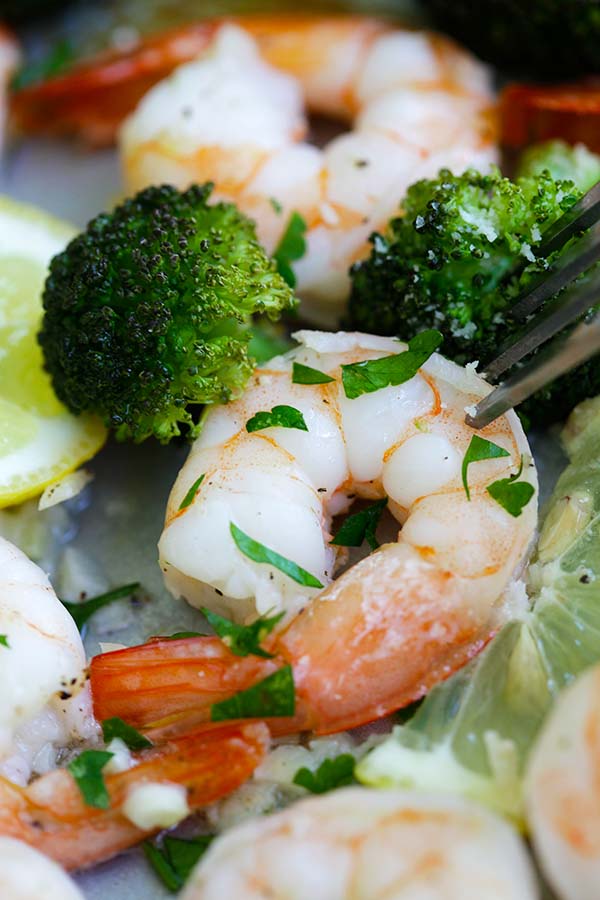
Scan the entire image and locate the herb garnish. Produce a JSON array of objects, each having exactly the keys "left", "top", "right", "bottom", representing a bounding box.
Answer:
[
  {"left": 12, "top": 40, "right": 75, "bottom": 91},
  {"left": 68, "top": 749, "right": 113, "bottom": 809},
  {"left": 246, "top": 405, "right": 308, "bottom": 433},
  {"left": 230, "top": 523, "right": 323, "bottom": 588},
  {"left": 273, "top": 211, "right": 307, "bottom": 287},
  {"left": 292, "top": 362, "right": 335, "bottom": 385},
  {"left": 61, "top": 582, "right": 140, "bottom": 630},
  {"left": 178, "top": 474, "right": 205, "bottom": 511},
  {"left": 487, "top": 456, "right": 535, "bottom": 517},
  {"left": 0, "top": 635, "right": 9, "bottom": 648},
  {"left": 144, "top": 835, "right": 214, "bottom": 892},
  {"left": 269, "top": 197, "right": 283, "bottom": 215},
  {"left": 102, "top": 717, "right": 153, "bottom": 751},
  {"left": 202, "top": 607, "right": 284, "bottom": 658},
  {"left": 341, "top": 330, "right": 442, "bottom": 399},
  {"left": 211, "top": 665, "right": 295, "bottom": 721},
  {"left": 461, "top": 435, "right": 510, "bottom": 501},
  {"left": 166, "top": 631, "right": 204, "bottom": 640},
  {"left": 330, "top": 498, "right": 388, "bottom": 551},
  {"left": 293, "top": 753, "right": 356, "bottom": 794}
]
